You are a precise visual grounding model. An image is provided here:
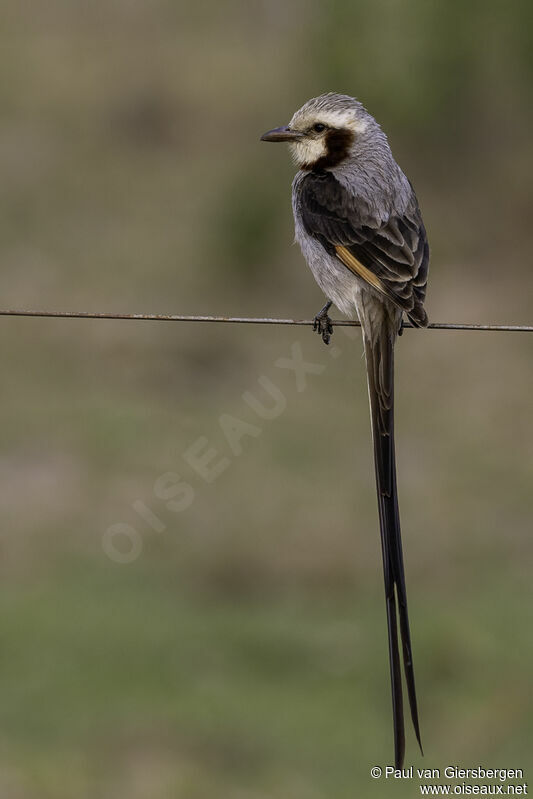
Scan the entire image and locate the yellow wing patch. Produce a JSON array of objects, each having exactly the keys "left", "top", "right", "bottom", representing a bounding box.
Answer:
[
  {"left": 334, "top": 245, "right": 386, "bottom": 294},
  {"left": 334, "top": 246, "right": 407, "bottom": 316}
]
